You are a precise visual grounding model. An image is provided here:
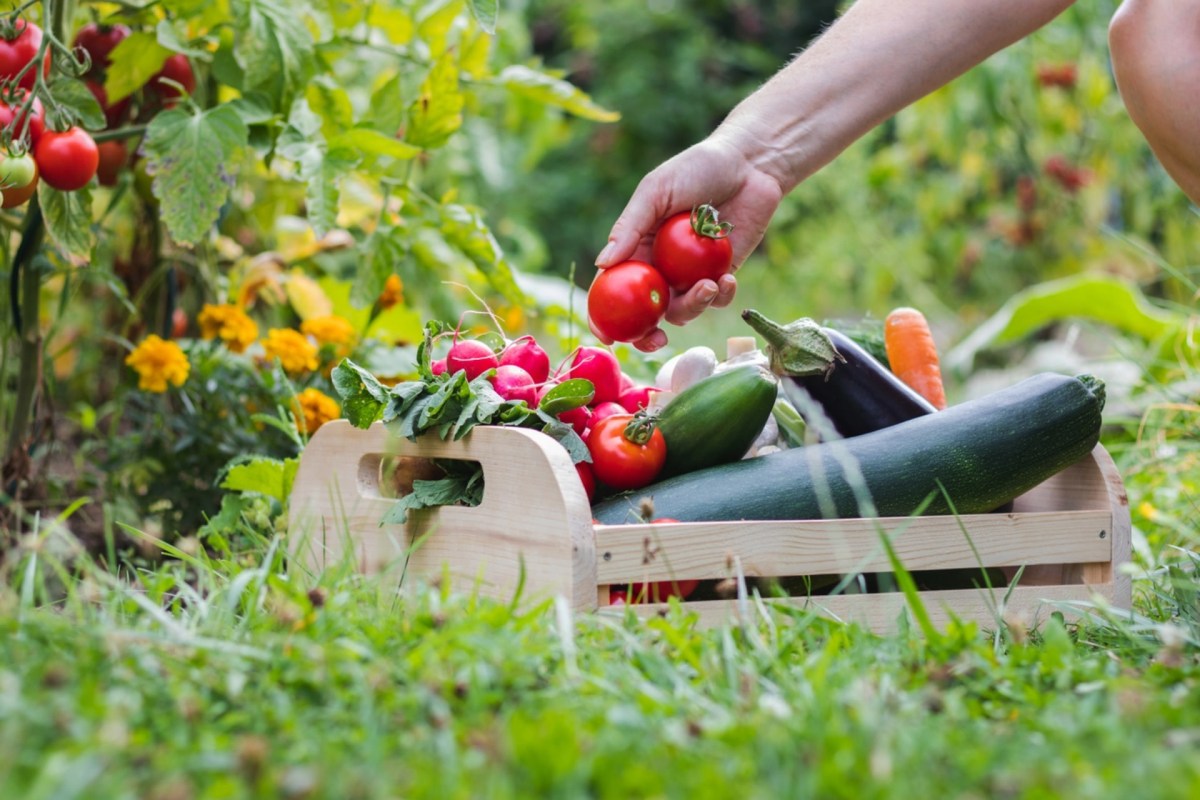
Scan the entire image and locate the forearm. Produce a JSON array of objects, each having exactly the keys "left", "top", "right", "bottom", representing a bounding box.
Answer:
[{"left": 715, "top": 0, "right": 1077, "bottom": 192}]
